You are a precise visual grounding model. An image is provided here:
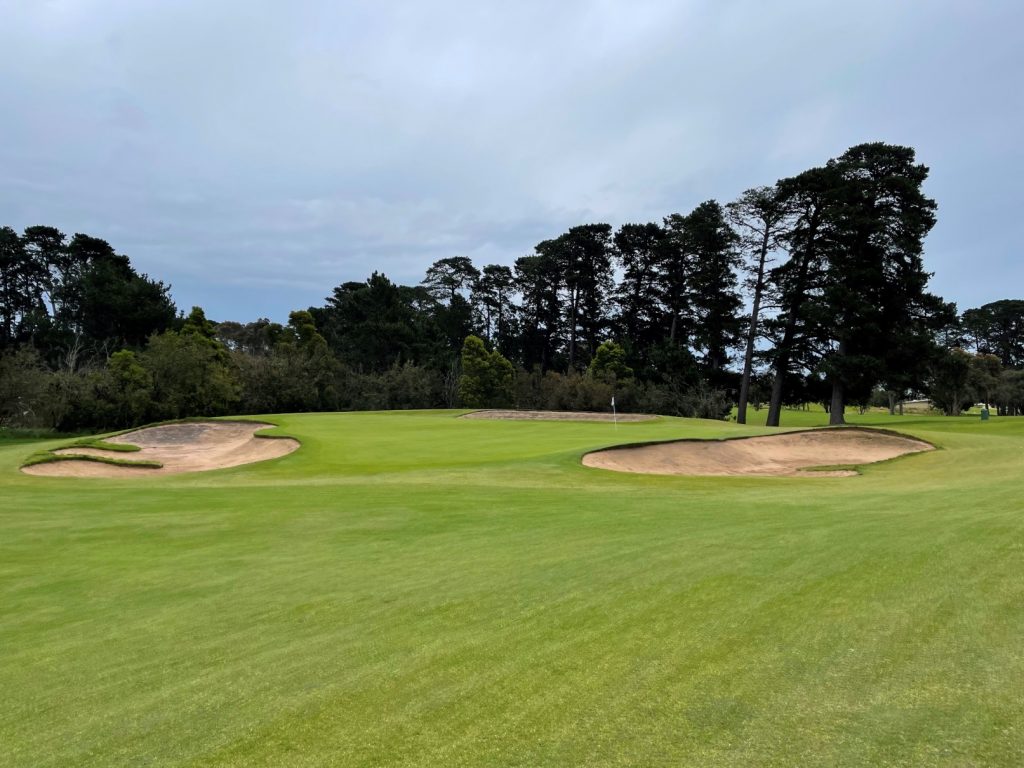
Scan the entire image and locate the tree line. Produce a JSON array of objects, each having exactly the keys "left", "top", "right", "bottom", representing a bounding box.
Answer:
[{"left": 3, "top": 141, "right": 1023, "bottom": 432}]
